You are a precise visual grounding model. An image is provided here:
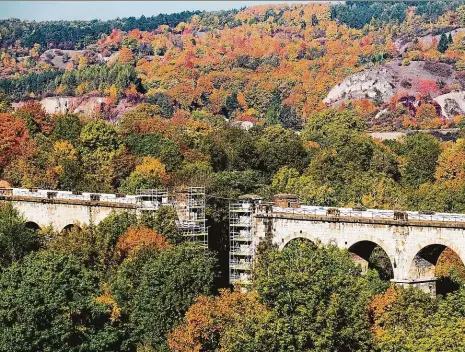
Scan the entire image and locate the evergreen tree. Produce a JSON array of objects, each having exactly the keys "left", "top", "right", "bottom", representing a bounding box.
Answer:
[
  {"left": 311, "top": 13, "right": 319, "bottom": 26},
  {"left": 438, "top": 33, "right": 449, "bottom": 53}
]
